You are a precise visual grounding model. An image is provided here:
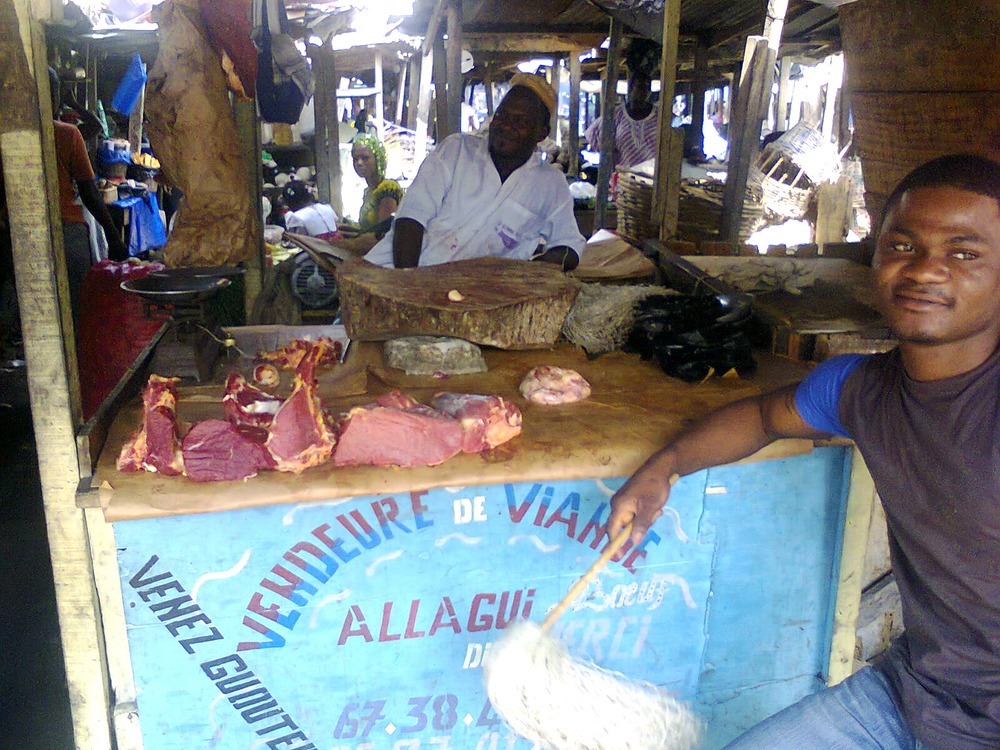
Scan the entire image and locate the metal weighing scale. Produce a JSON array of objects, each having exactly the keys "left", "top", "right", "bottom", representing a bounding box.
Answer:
[{"left": 120, "top": 267, "right": 242, "bottom": 382}]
